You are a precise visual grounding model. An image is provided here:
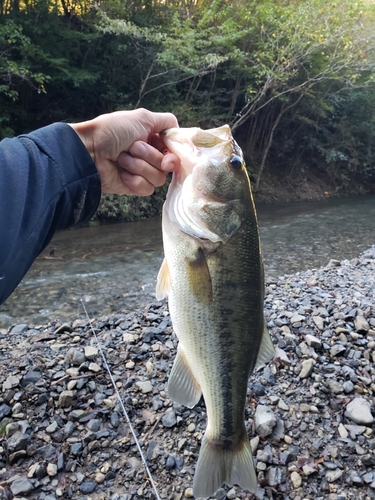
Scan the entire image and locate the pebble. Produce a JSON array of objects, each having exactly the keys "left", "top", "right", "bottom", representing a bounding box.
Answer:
[
  {"left": 0, "top": 245, "right": 374, "bottom": 499},
  {"left": 135, "top": 380, "right": 153, "bottom": 393},
  {"left": 162, "top": 409, "right": 177, "bottom": 428},
  {"left": 58, "top": 390, "right": 74, "bottom": 407},
  {"left": 84, "top": 345, "right": 98, "bottom": 359},
  {"left": 290, "top": 471, "right": 302, "bottom": 488},
  {"left": 10, "top": 477, "right": 34, "bottom": 495},
  {"left": 47, "top": 463, "right": 57, "bottom": 476},
  {"left": 345, "top": 398, "right": 374, "bottom": 425},
  {"left": 299, "top": 359, "right": 315, "bottom": 378},
  {"left": 254, "top": 404, "right": 277, "bottom": 436}
]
